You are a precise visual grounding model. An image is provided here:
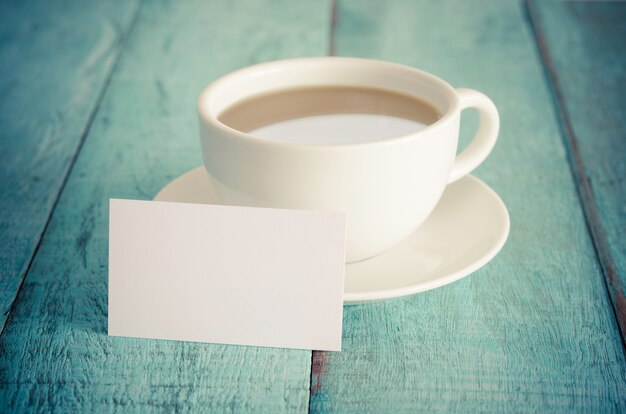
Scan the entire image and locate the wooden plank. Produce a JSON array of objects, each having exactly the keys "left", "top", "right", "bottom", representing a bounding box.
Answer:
[
  {"left": 0, "top": 0, "right": 140, "bottom": 332},
  {"left": 0, "top": 0, "right": 330, "bottom": 412},
  {"left": 309, "top": 1, "right": 626, "bottom": 412},
  {"left": 526, "top": 0, "right": 626, "bottom": 345}
]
